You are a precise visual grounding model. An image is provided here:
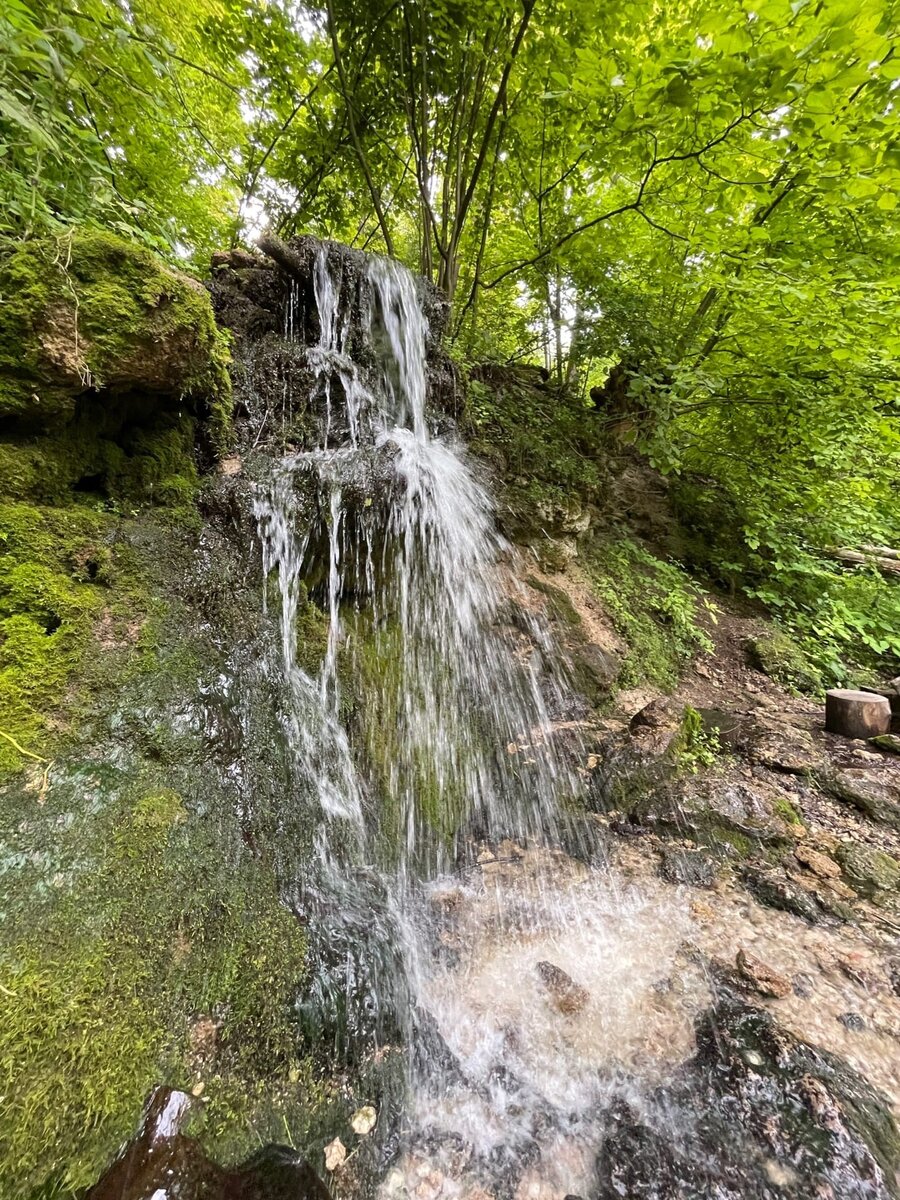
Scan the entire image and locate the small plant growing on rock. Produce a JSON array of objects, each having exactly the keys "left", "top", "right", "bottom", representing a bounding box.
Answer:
[{"left": 675, "top": 705, "right": 721, "bottom": 773}]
